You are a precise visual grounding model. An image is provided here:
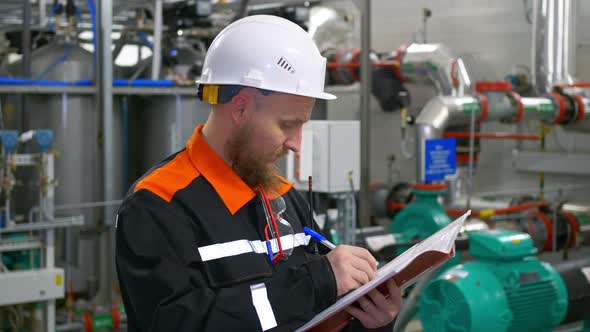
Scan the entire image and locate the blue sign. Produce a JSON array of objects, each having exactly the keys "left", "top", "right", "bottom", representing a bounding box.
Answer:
[{"left": 424, "top": 138, "right": 456, "bottom": 182}]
